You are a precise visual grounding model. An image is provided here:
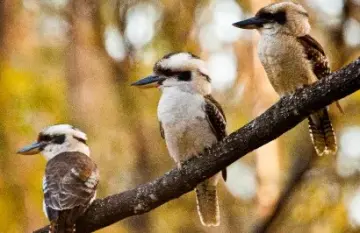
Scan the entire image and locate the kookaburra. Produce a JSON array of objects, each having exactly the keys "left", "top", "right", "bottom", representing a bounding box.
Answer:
[
  {"left": 17, "top": 124, "right": 99, "bottom": 233},
  {"left": 233, "top": 1, "right": 340, "bottom": 156},
  {"left": 132, "top": 52, "right": 227, "bottom": 226}
]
